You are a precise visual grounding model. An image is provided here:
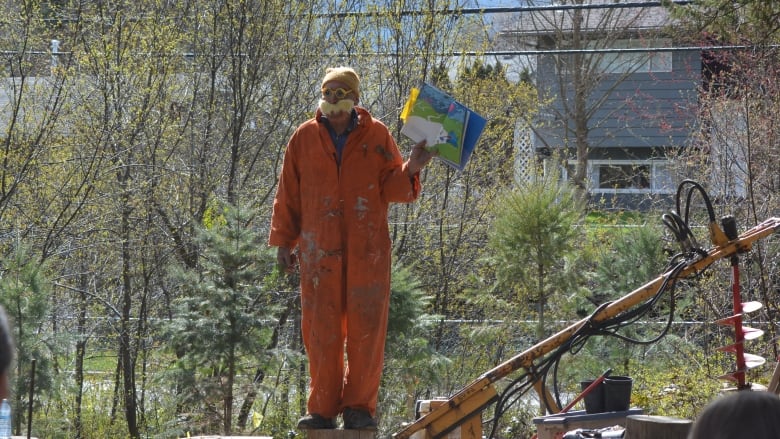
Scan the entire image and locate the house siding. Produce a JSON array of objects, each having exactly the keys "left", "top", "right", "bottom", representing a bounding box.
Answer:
[
  {"left": 532, "top": 48, "right": 702, "bottom": 210},
  {"left": 534, "top": 49, "right": 701, "bottom": 153}
]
